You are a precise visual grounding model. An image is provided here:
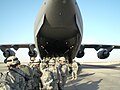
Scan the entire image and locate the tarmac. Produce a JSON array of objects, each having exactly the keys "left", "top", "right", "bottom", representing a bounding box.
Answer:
[
  {"left": 0, "top": 62, "right": 120, "bottom": 90},
  {"left": 65, "top": 64, "right": 120, "bottom": 90}
]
